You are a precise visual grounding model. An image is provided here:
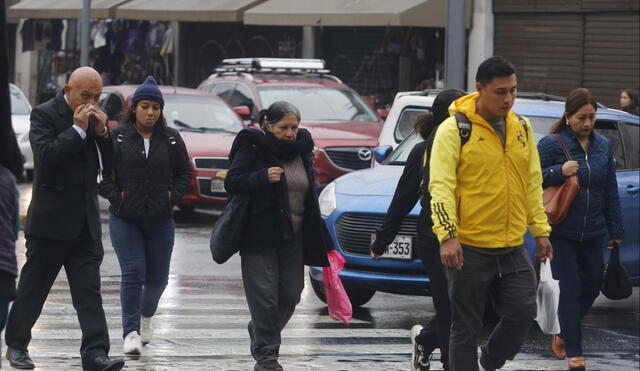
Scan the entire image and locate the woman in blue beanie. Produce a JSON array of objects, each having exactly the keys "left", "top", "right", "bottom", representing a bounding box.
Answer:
[{"left": 98, "top": 76, "right": 192, "bottom": 355}]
